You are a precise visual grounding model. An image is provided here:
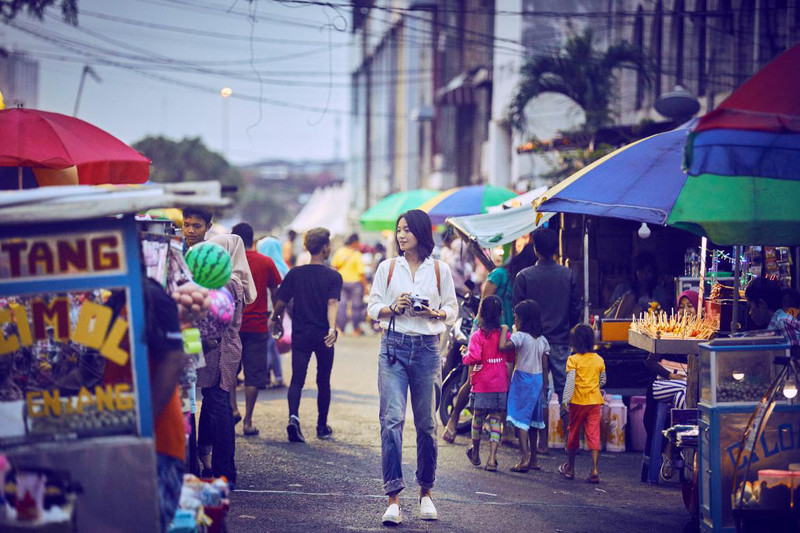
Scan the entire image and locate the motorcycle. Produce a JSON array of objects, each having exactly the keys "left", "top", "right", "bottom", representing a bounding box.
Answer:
[{"left": 438, "top": 282, "right": 479, "bottom": 433}]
